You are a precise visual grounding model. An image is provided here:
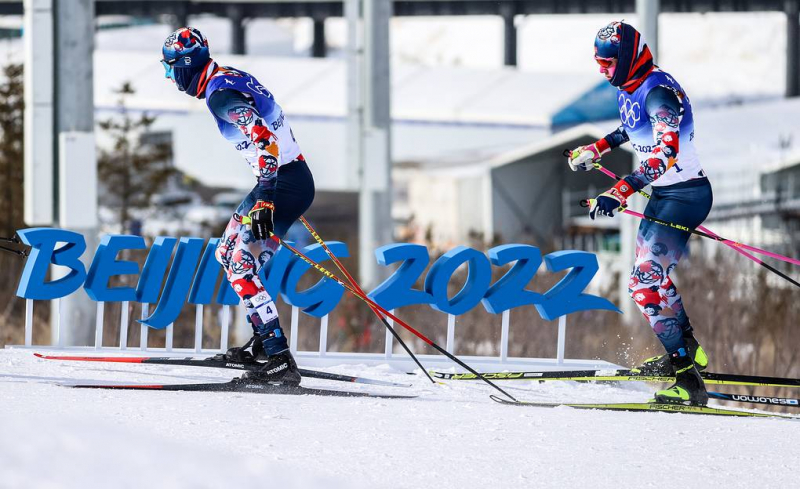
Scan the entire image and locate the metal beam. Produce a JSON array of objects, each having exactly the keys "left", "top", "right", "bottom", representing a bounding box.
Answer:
[
  {"left": 23, "top": 0, "right": 789, "bottom": 19},
  {"left": 312, "top": 16, "right": 326, "bottom": 57},
  {"left": 229, "top": 4, "right": 246, "bottom": 54},
  {"left": 499, "top": 1, "right": 517, "bottom": 67},
  {"left": 637, "top": 0, "right": 660, "bottom": 61},
  {"left": 787, "top": 0, "right": 799, "bottom": 97}
]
